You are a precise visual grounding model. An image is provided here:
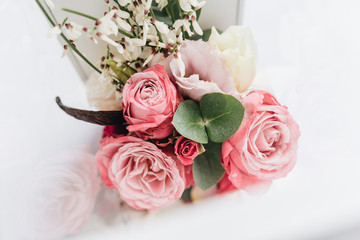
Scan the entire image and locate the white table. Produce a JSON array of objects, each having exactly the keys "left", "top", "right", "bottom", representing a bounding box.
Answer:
[{"left": 1, "top": 0, "right": 360, "bottom": 239}]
